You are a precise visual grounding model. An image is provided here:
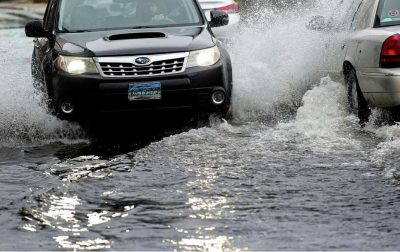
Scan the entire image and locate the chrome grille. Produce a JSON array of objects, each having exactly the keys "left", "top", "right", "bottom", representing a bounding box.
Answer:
[{"left": 95, "top": 52, "right": 189, "bottom": 78}]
